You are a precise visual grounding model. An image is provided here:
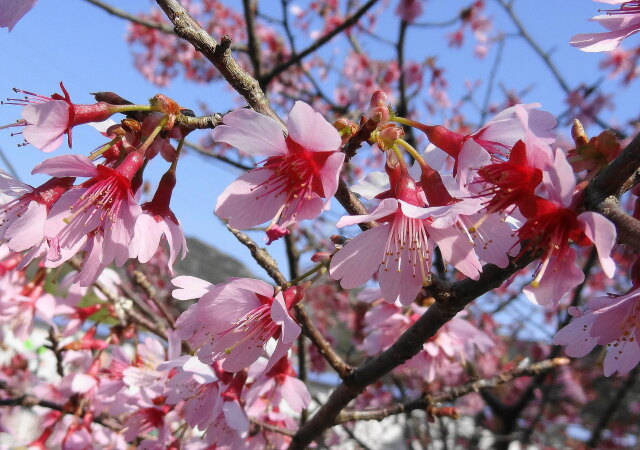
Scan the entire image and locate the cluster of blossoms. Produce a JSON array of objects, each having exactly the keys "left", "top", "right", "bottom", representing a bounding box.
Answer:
[{"left": 1, "top": 0, "right": 640, "bottom": 448}]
